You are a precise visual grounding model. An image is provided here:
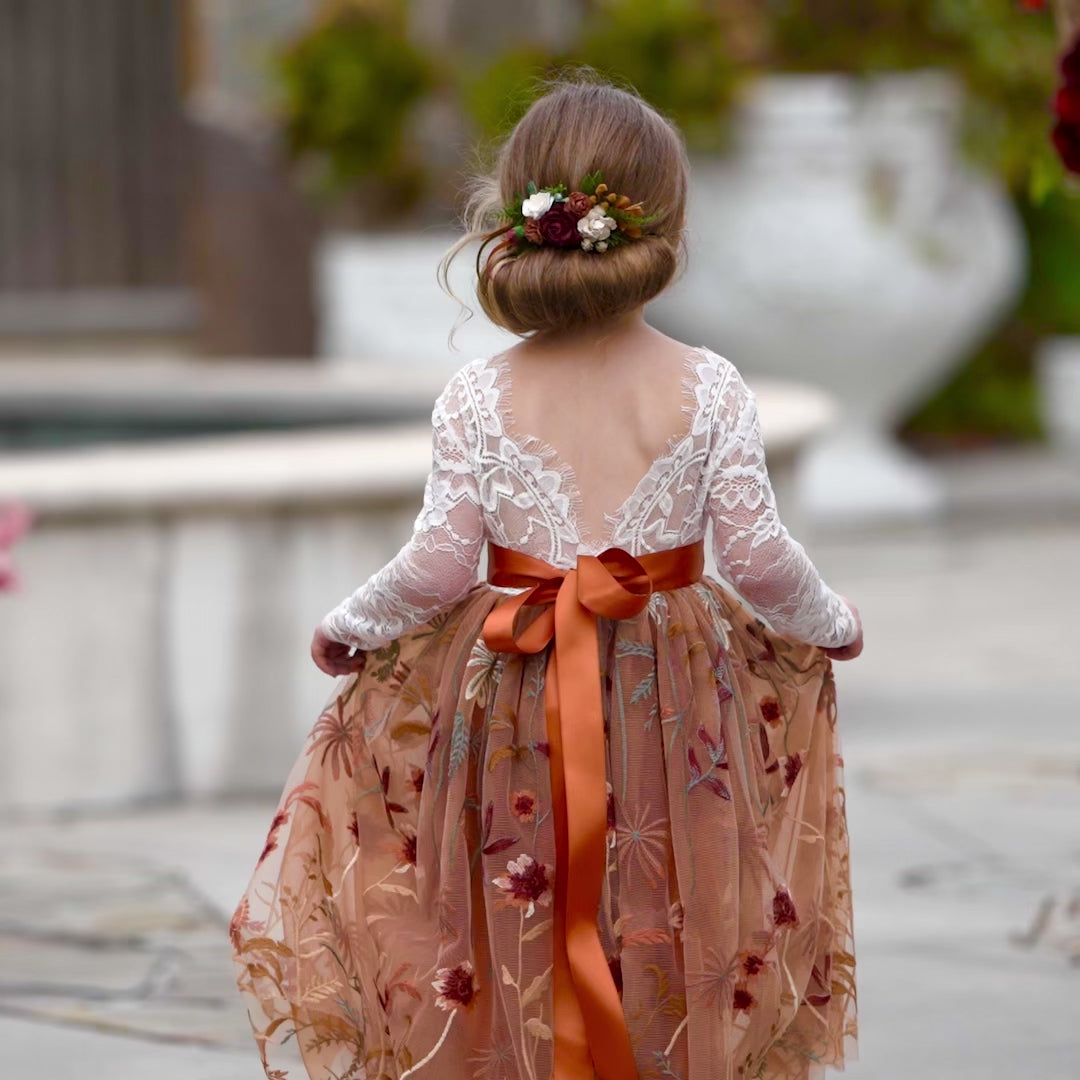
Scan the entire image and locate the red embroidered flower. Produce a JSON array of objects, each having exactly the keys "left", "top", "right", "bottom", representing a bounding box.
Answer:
[
  {"left": 773, "top": 886, "right": 799, "bottom": 928},
  {"left": 741, "top": 952, "right": 765, "bottom": 977},
  {"left": 432, "top": 961, "right": 478, "bottom": 1011},
  {"left": 492, "top": 853, "right": 553, "bottom": 917},
  {"left": 759, "top": 698, "right": 782, "bottom": 726},
  {"left": 732, "top": 984, "right": 757, "bottom": 1011},
  {"left": 510, "top": 789, "right": 537, "bottom": 823},
  {"left": 537, "top": 204, "right": 581, "bottom": 248},
  {"left": 408, "top": 766, "right": 425, "bottom": 794}
]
